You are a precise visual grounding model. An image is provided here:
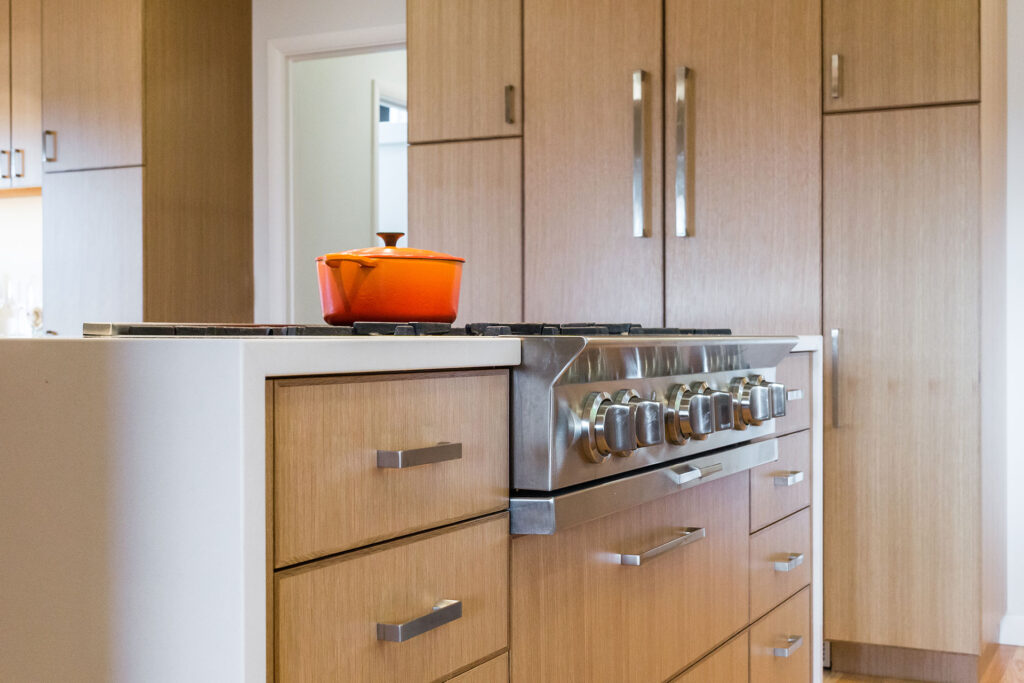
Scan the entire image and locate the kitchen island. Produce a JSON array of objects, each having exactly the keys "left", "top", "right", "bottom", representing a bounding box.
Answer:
[{"left": 0, "top": 335, "right": 822, "bottom": 682}]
